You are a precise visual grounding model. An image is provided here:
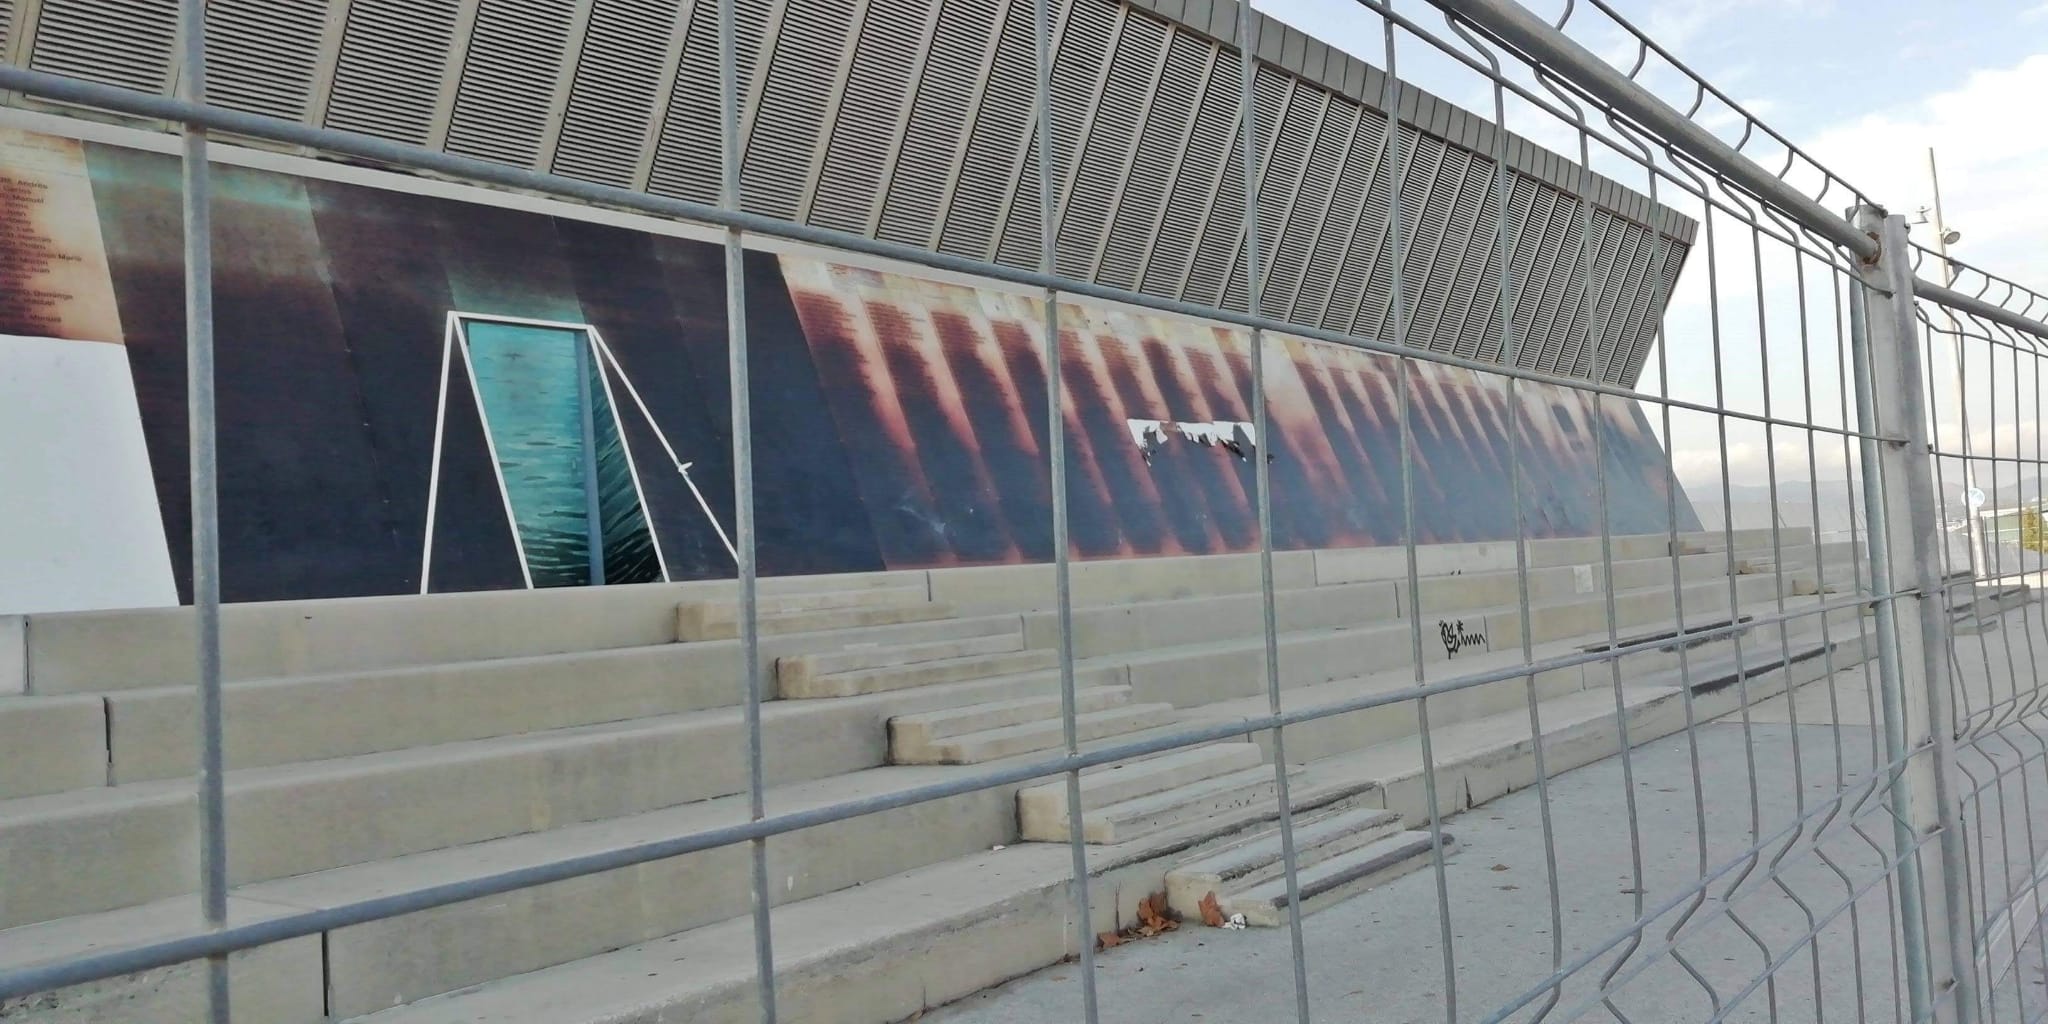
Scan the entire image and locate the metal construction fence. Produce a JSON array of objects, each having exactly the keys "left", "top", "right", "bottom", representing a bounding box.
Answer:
[{"left": 2, "top": 0, "right": 2048, "bottom": 1021}]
